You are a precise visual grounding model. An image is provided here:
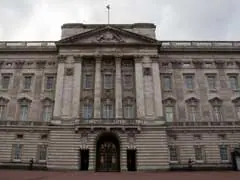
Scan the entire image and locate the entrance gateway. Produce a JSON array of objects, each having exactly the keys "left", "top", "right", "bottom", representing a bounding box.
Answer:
[{"left": 96, "top": 132, "right": 120, "bottom": 172}]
